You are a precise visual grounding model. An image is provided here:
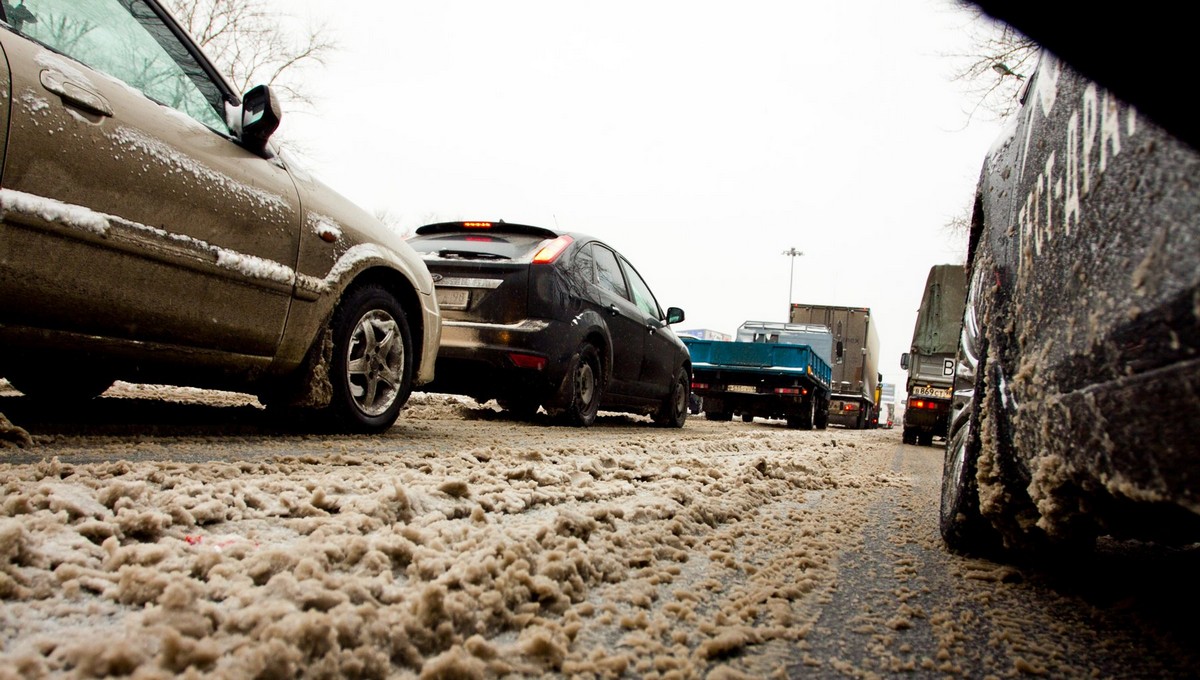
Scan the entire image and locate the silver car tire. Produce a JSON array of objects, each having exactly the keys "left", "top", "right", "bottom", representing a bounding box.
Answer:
[{"left": 328, "top": 285, "right": 413, "bottom": 432}]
